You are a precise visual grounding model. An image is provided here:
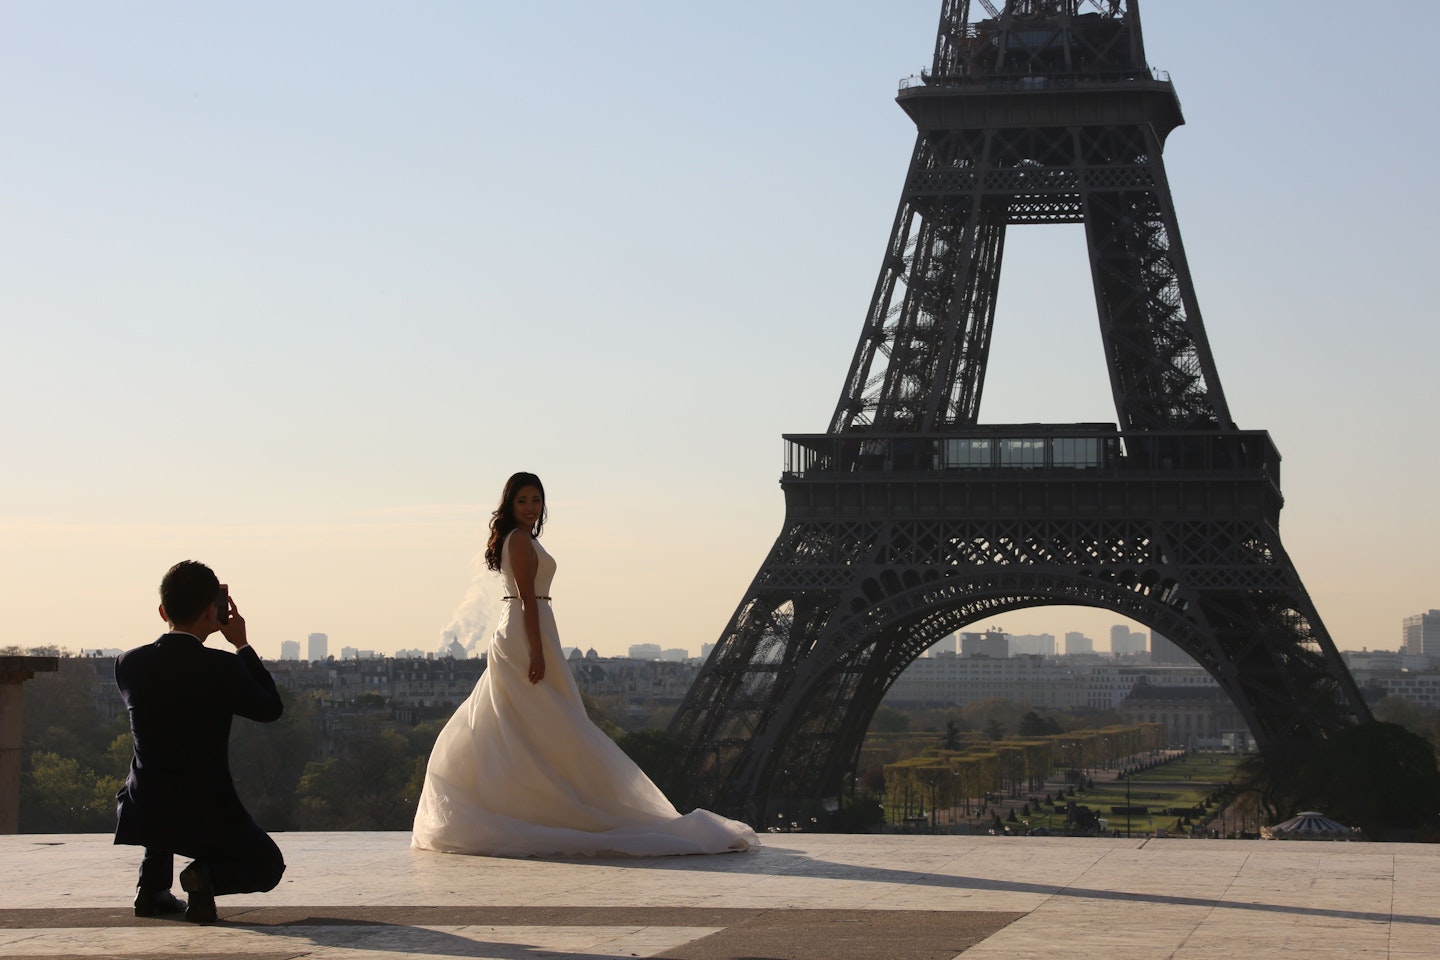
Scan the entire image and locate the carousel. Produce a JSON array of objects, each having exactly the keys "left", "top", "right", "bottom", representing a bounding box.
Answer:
[{"left": 1261, "top": 811, "right": 1360, "bottom": 840}]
